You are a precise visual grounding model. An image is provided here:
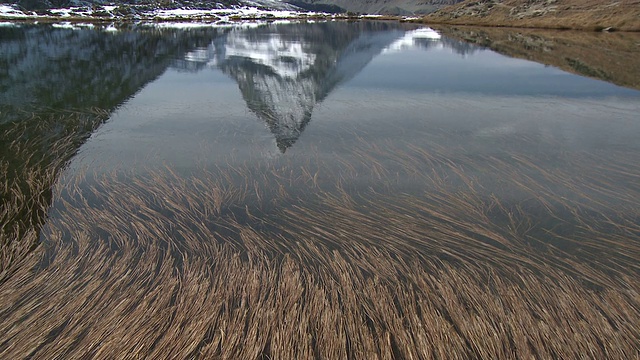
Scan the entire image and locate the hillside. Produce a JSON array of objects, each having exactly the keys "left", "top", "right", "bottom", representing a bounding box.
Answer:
[
  {"left": 424, "top": 0, "right": 640, "bottom": 31},
  {"left": 290, "top": 0, "right": 462, "bottom": 15},
  {"left": 2, "top": 0, "right": 294, "bottom": 11},
  {"left": 1, "top": 0, "right": 463, "bottom": 14}
]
